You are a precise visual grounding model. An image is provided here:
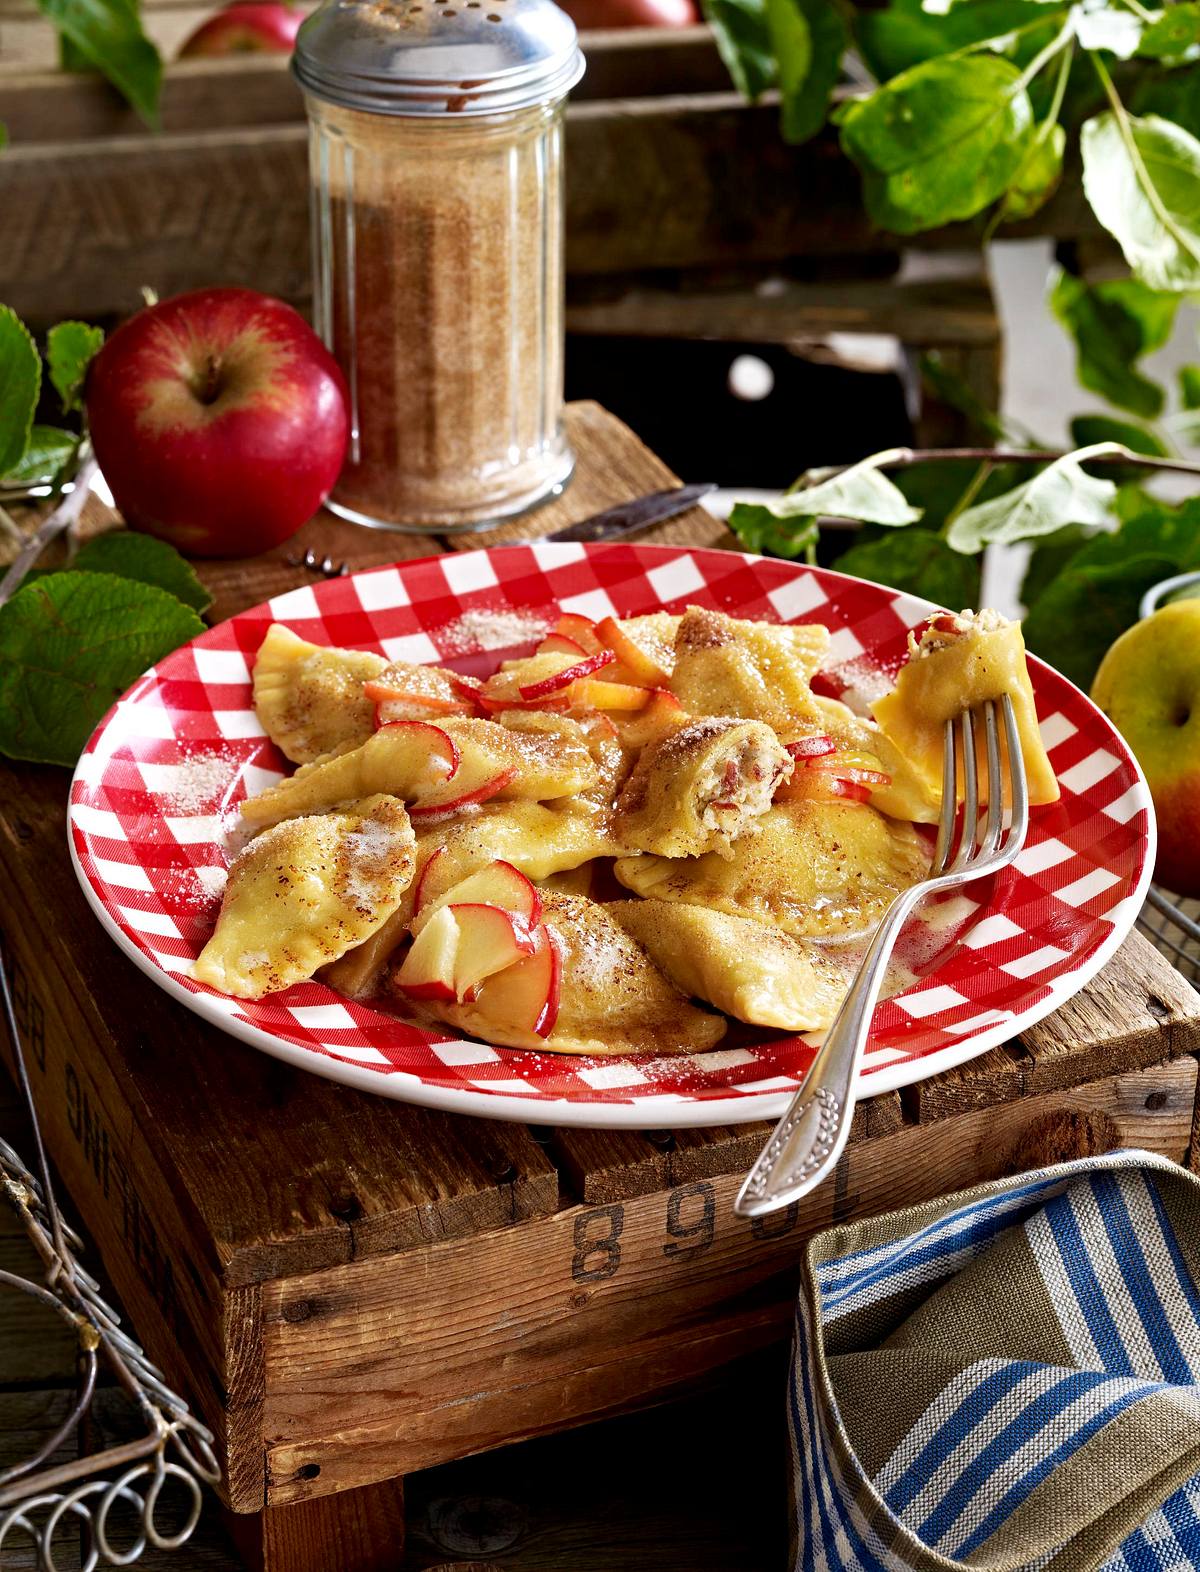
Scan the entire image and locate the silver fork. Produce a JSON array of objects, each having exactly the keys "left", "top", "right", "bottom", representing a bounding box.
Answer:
[{"left": 734, "top": 694, "right": 1030, "bottom": 1219}]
